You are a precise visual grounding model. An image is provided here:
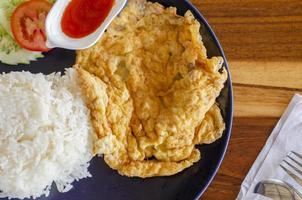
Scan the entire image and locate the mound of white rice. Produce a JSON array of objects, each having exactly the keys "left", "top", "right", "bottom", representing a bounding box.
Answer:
[{"left": 0, "top": 69, "right": 93, "bottom": 199}]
